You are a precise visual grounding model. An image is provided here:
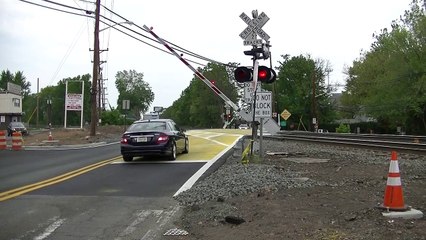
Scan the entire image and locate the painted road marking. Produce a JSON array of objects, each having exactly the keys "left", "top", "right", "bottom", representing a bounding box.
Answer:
[
  {"left": 114, "top": 206, "right": 180, "bottom": 240},
  {"left": 34, "top": 216, "right": 66, "bottom": 240},
  {"left": 0, "top": 156, "right": 121, "bottom": 202},
  {"left": 110, "top": 160, "right": 209, "bottom": 164},
  {"left": 173, "top": 135, "right": 244, "bottom": 196},
  {"left": 113, "top": 129, "right": 247, "bottom": 163}
]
